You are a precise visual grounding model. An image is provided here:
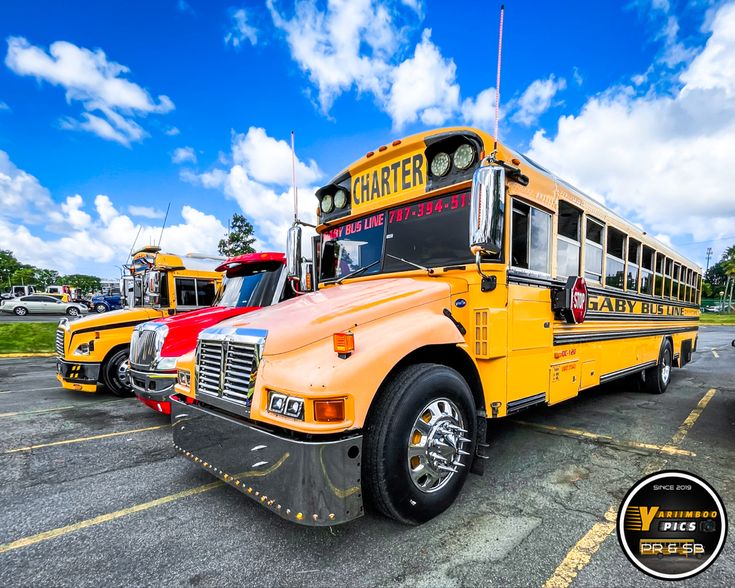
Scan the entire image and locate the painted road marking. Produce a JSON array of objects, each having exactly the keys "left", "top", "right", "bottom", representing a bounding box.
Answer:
[
  {"left": 543, "top": 388, "right": 717, "bottom": 588},
  {"left": 0, "top": 399, "right": 128, "bottom": 418},
  {"left": 3, "top": 424, "right": 170, "bottom": 454},
  {"left": 514, "top": 421, "right": 695, "bottom": 457},
  {"left": 0, "top": 386, "right": 62, "bottom": 394},
  {"left": 712, "top": 349, "right": 719, "bottom": 359},
  {"left": 0, "top": 481, "right": 223, "bottom": 554},
  {"left": 0, "top": 352, "right": 56, "bottom": 358}
]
